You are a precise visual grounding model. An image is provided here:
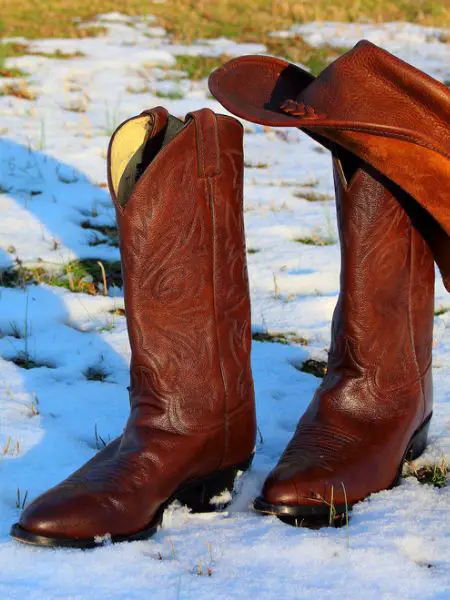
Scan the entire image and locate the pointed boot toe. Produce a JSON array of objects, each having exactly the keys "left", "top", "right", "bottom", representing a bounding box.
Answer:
[
  {"left": 15, "top": 494, "right": 63, "bottom": 539},
  {"left": 255, "top": 459, "right": 351, "bottom": 524},
  {"left": 255, "top": 470, "right": 299, "bottom": 512},
  {"left": 12, "top": 489, "right": 104, "bottom": 548},
  {"left": 11, "top": 476, "right": 163, "bottom": 549}
]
